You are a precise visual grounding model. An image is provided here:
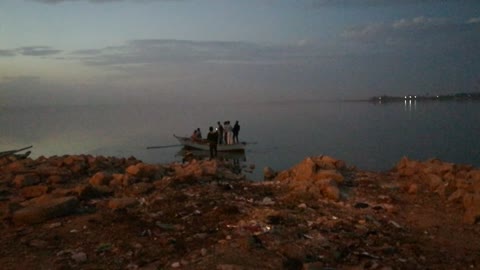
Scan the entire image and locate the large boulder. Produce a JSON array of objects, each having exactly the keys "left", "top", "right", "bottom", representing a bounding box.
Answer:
[
  {"left": 13, "top": 174, "right": 41, "bottom": 188},
  {"left": 107, "top": 197, "right": 138, "bottom": 210},
  {"left": 13, "top": 196, "right": 79, "bottom": 224},
  {"left": 20, "top": 185, "right": 49, "bottom": 199},
  {"left": 173, "top": 159, "right": 219, "bottom": 180},
  {"left": 125, "top": 163, "right": 164, "bottom": 179},
  {"left": 89, "top": 172, "right": 112, "bottom": 186},
  {"left": 463, "top": 193, "right": 480, "bottom": 224},
  {"left": 274, "top": 156, "right": 346, "bottom": 201}
]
